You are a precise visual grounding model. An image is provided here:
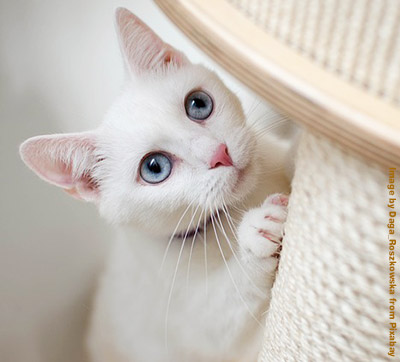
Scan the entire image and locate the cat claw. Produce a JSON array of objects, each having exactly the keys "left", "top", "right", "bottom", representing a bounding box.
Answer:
[{"left": 238, "top": 193, "right": 288, "bottom": 259}]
